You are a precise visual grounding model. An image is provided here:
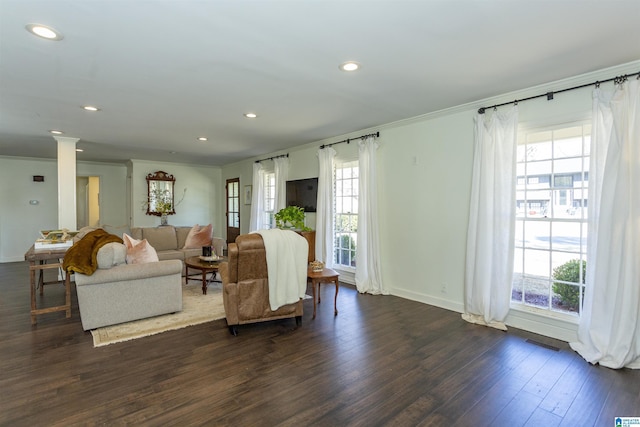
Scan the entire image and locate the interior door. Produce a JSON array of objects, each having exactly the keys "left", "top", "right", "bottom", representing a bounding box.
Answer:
[{"left": 226, "top": 178, "right": 240, "bottom": 245}]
